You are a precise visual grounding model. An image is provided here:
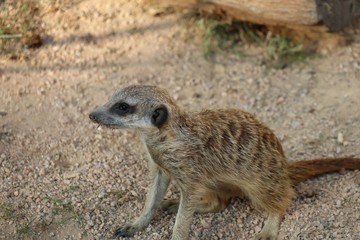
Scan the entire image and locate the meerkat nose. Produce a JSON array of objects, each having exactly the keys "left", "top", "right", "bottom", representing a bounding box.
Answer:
[{"left": 89, "top": 112, "right": 98, "bottom": 122}]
